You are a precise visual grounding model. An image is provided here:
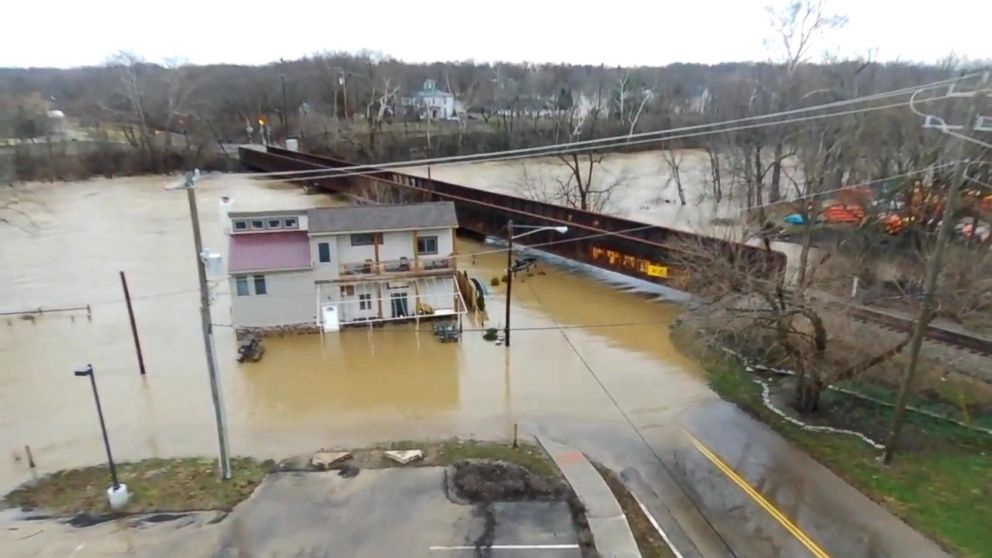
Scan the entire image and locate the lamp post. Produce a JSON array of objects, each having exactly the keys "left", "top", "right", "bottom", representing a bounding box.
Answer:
[
  {"left": 503, "top": 222, "right": 568, "bottom": 347},
  {"left": 74, "top": 364, "right": 128, "bottom": 510}
]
